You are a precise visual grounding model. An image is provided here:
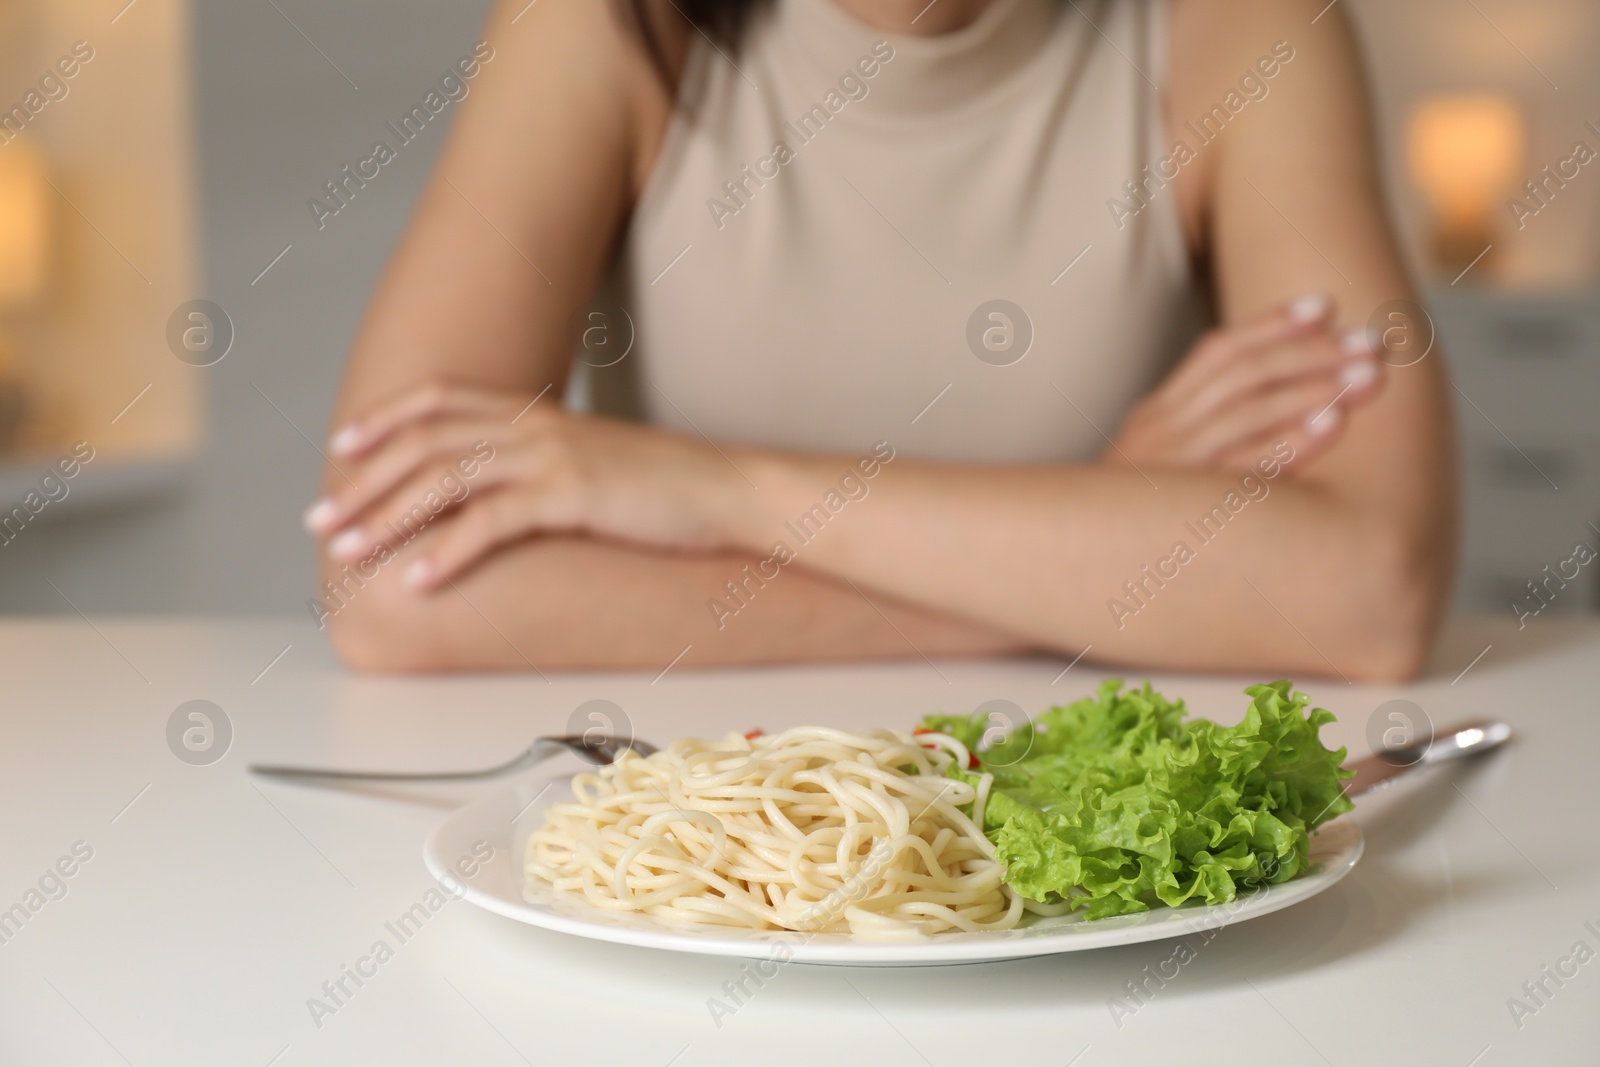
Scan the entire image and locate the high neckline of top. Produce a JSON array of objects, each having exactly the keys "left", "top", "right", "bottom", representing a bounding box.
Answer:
[{"left": 771, "top": 0, "right": 1065, "bottom": 117}]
